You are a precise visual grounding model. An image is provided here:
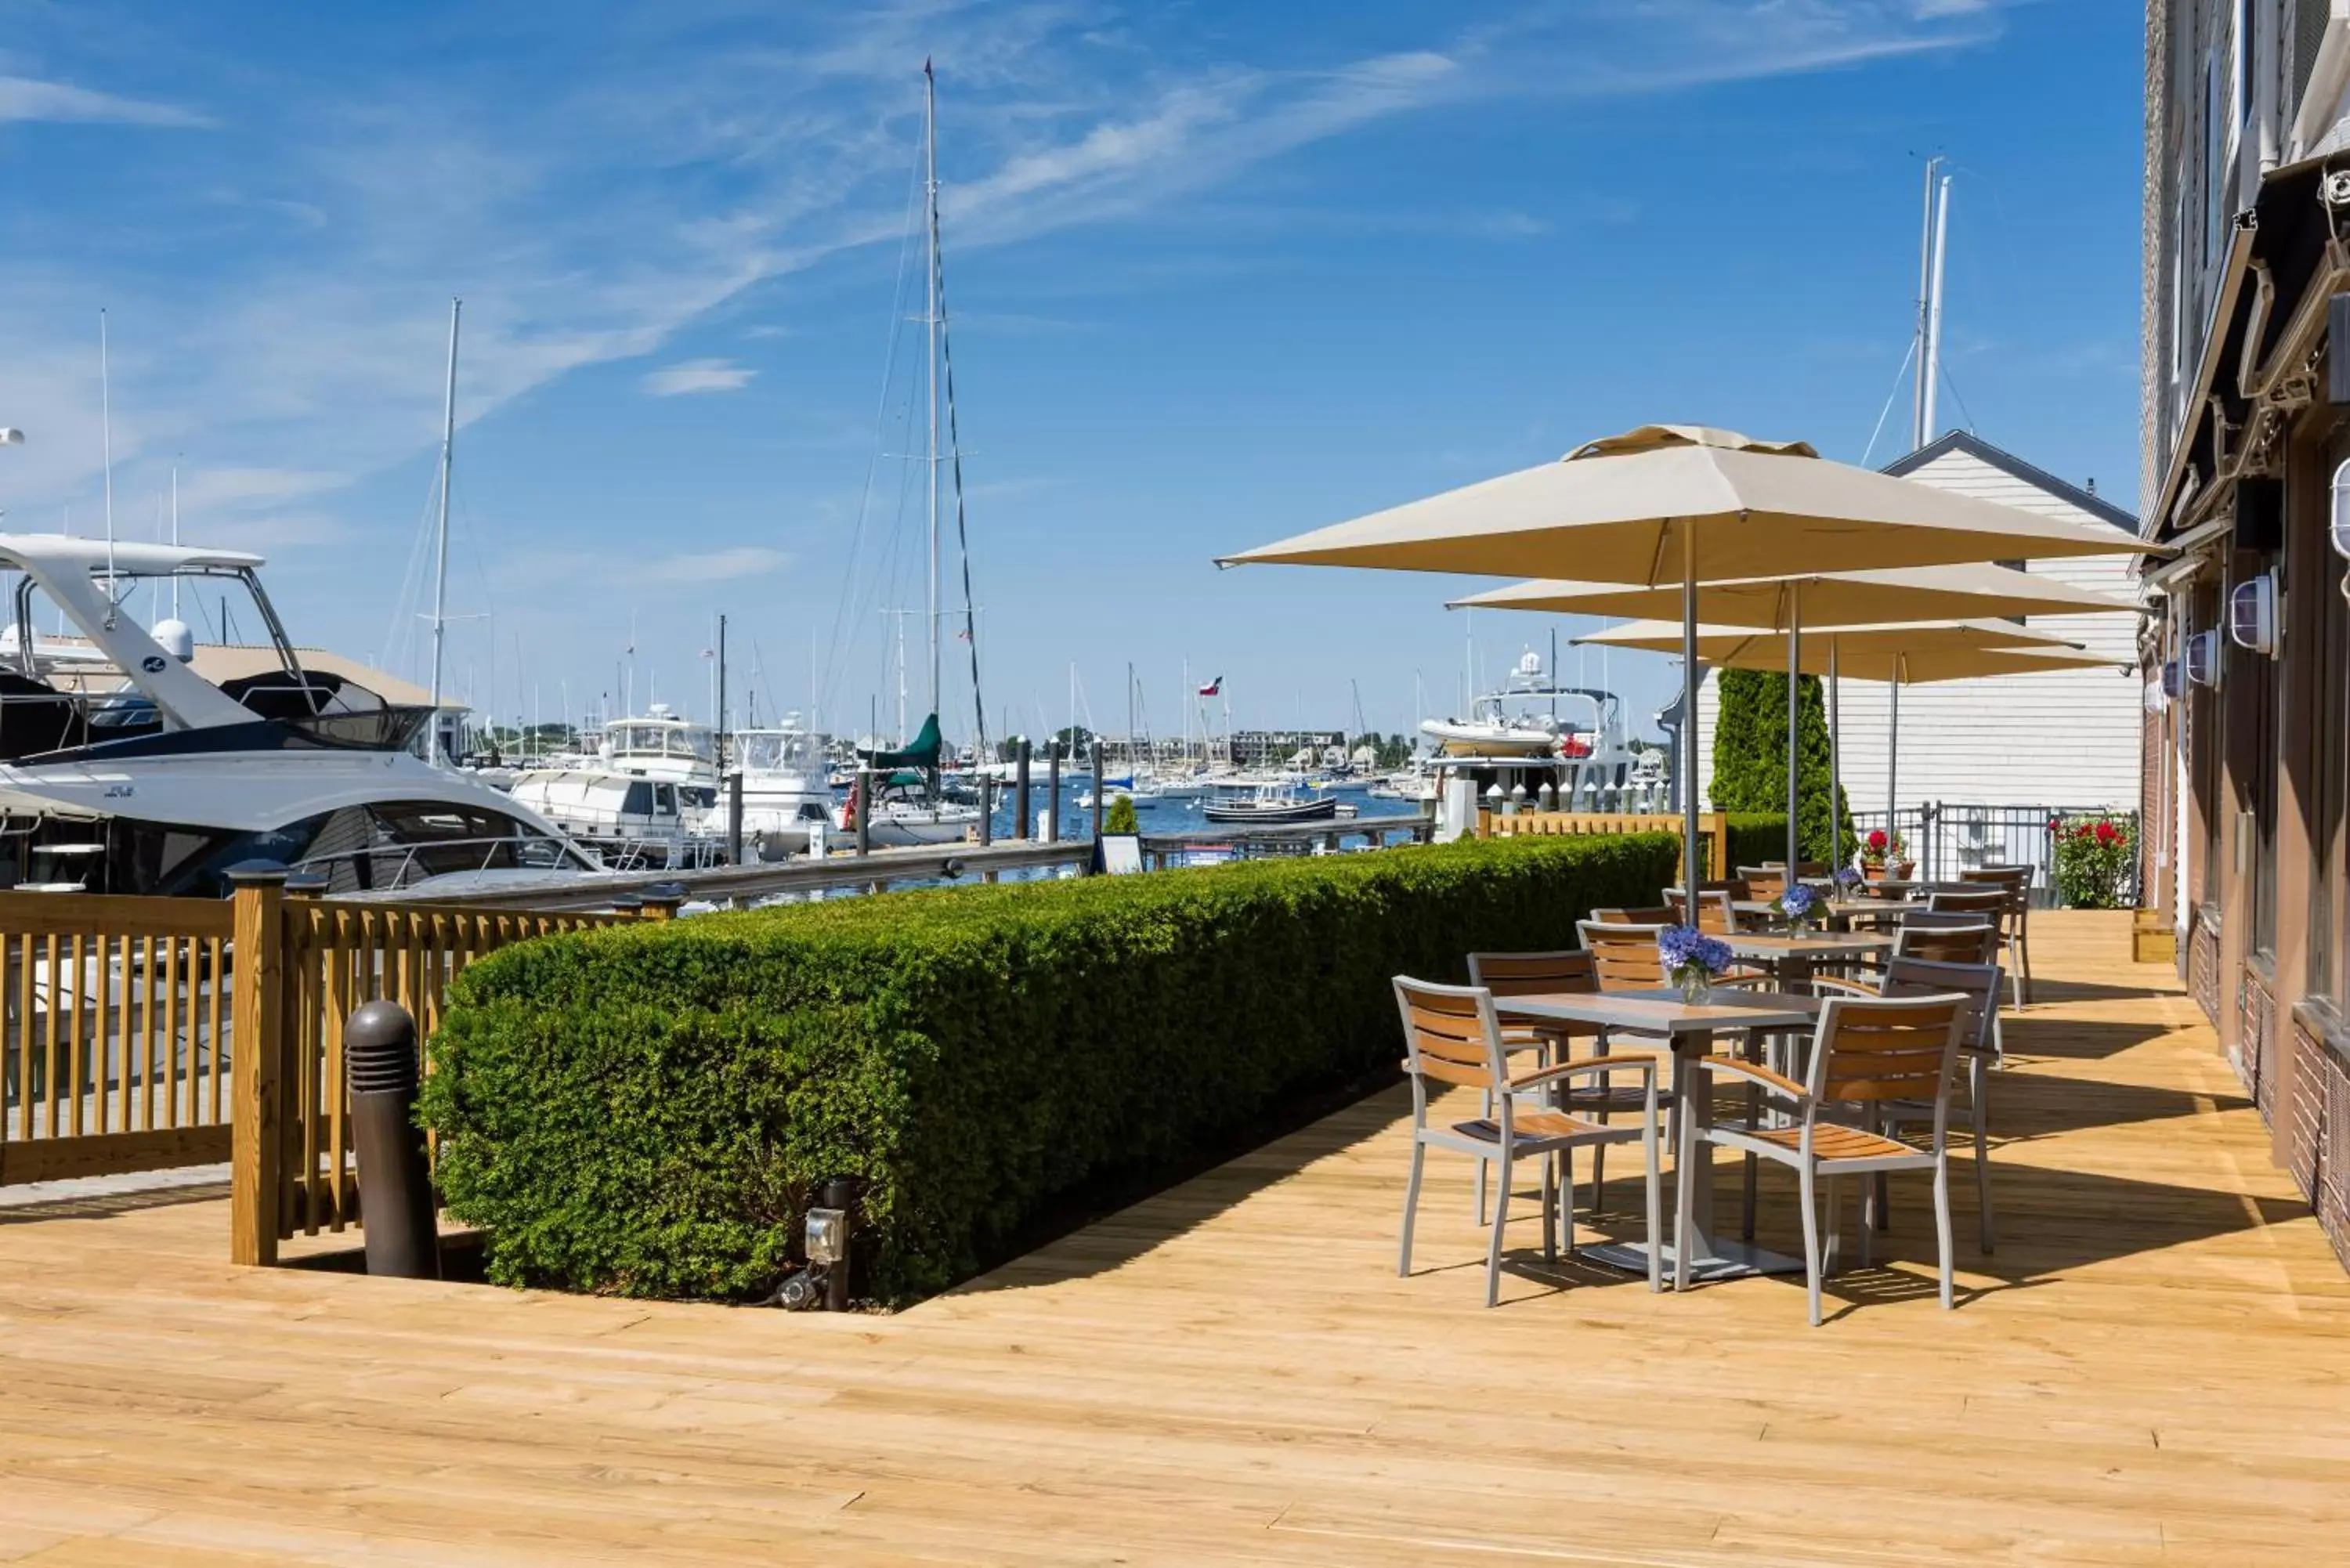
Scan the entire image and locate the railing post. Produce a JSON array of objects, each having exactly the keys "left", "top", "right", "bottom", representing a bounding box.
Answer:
[
  {"left": 228, "top": 861, "right": 289, "bottom": 1267},
  {"left": 1014, "top": 739, "right": 1032, "bottom": 842}
]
